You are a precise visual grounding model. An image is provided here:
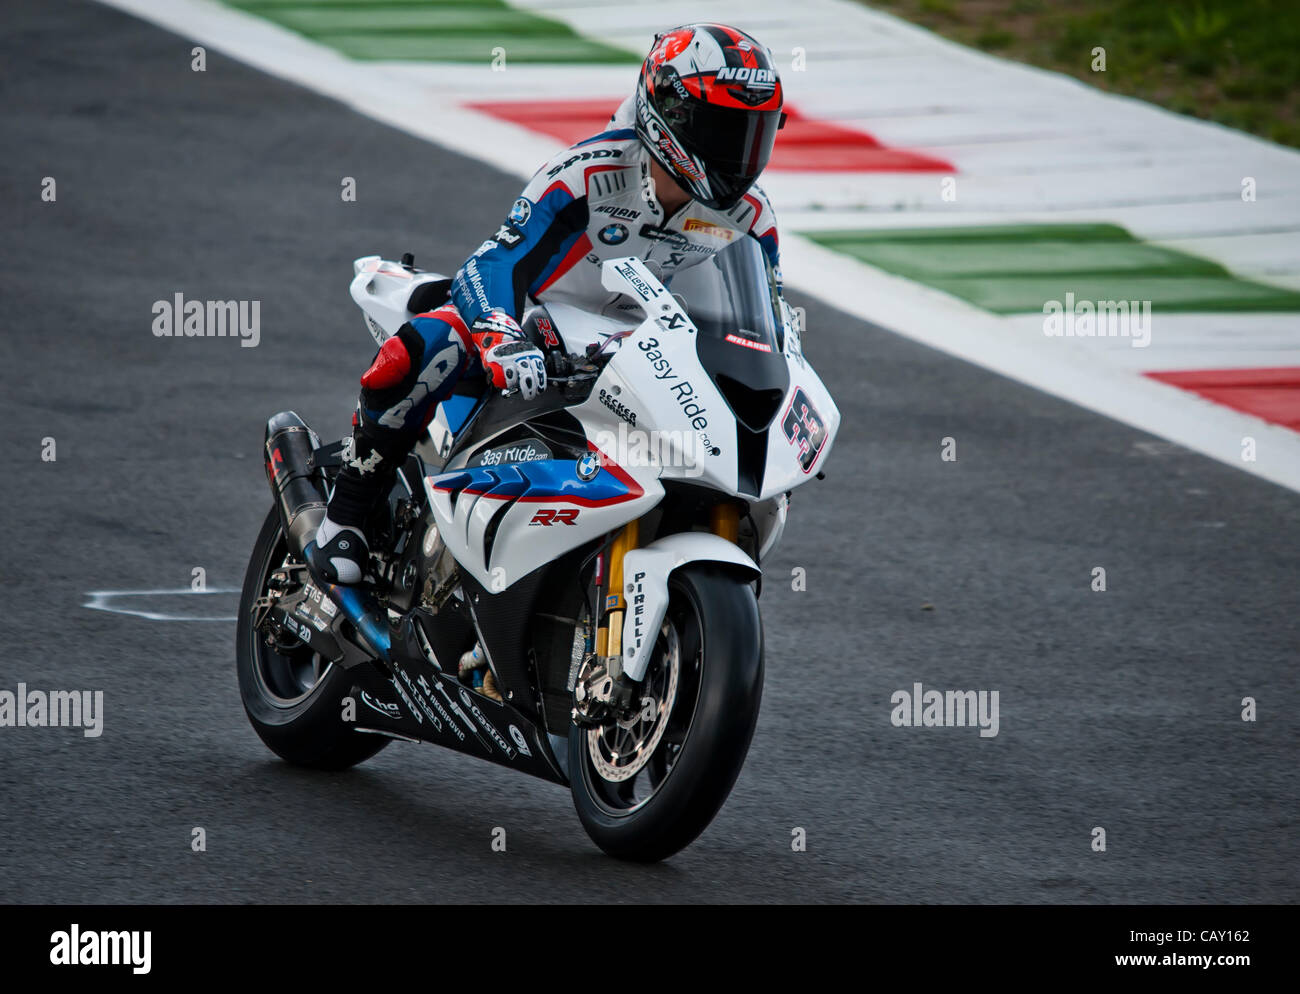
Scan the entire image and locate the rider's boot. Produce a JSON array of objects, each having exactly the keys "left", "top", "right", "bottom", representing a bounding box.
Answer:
[
  {"left": 309, "top": 419, "right": 403, "bottom": 585},
  {"left": 308, "top": 312, "right": 470, "bottom": 586}
]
